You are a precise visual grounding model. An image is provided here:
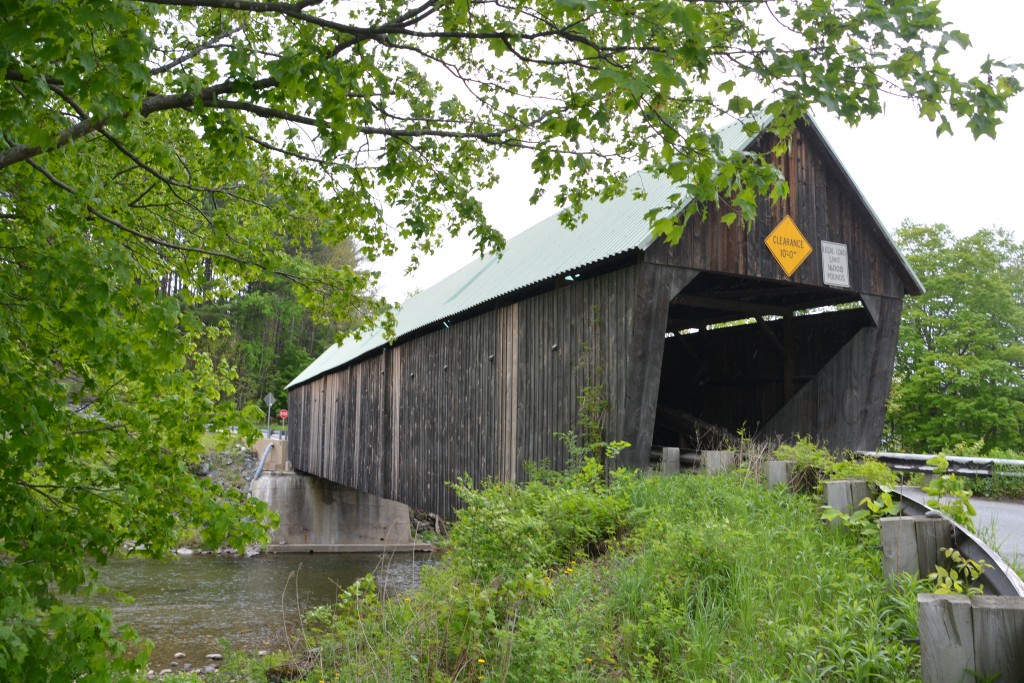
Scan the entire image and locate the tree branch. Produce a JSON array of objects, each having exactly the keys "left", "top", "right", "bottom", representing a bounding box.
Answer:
[{"left": 150, "top": 28, "right": 242, "bottom": 76}]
